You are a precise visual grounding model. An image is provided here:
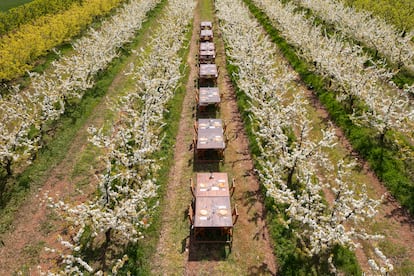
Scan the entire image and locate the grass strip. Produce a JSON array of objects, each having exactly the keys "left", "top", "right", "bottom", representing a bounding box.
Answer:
[
  {"left": 342, "top": 0, "right": 414, "bottom": 32},
  {"left": 243, "top": 0, "right": 414, "bottom": 214},
  {"left": 0, "top": 0, "right": 33, "bottom": 12}
]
